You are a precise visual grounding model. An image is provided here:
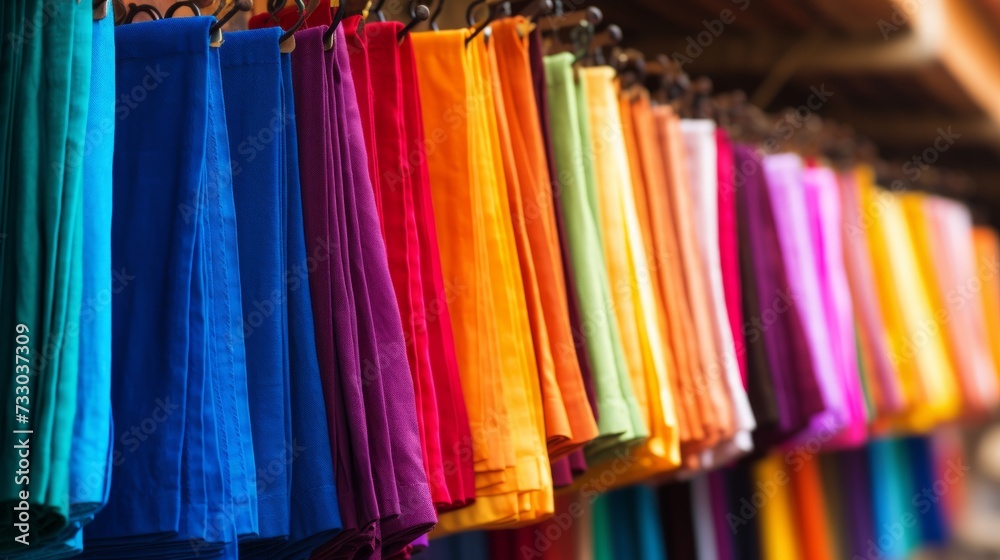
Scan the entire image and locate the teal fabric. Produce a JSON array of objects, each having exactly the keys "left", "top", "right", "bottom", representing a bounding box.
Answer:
[{"left": 0, "top": 0, "right": 92, "bottom": 551}]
